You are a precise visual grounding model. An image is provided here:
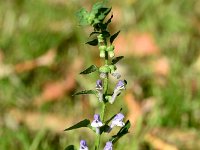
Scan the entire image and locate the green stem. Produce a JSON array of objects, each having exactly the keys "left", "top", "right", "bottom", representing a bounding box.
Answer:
[{"left": 95, "top": 50, "right": 109, "bottom": 150}]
